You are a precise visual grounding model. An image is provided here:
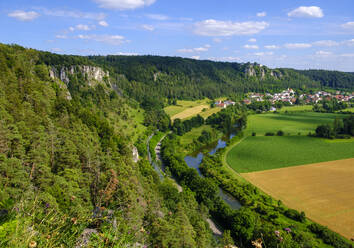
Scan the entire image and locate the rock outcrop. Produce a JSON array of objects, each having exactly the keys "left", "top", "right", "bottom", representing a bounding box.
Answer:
[{"left": 49, "top": 65, "right": 110, "bottom": 86}]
